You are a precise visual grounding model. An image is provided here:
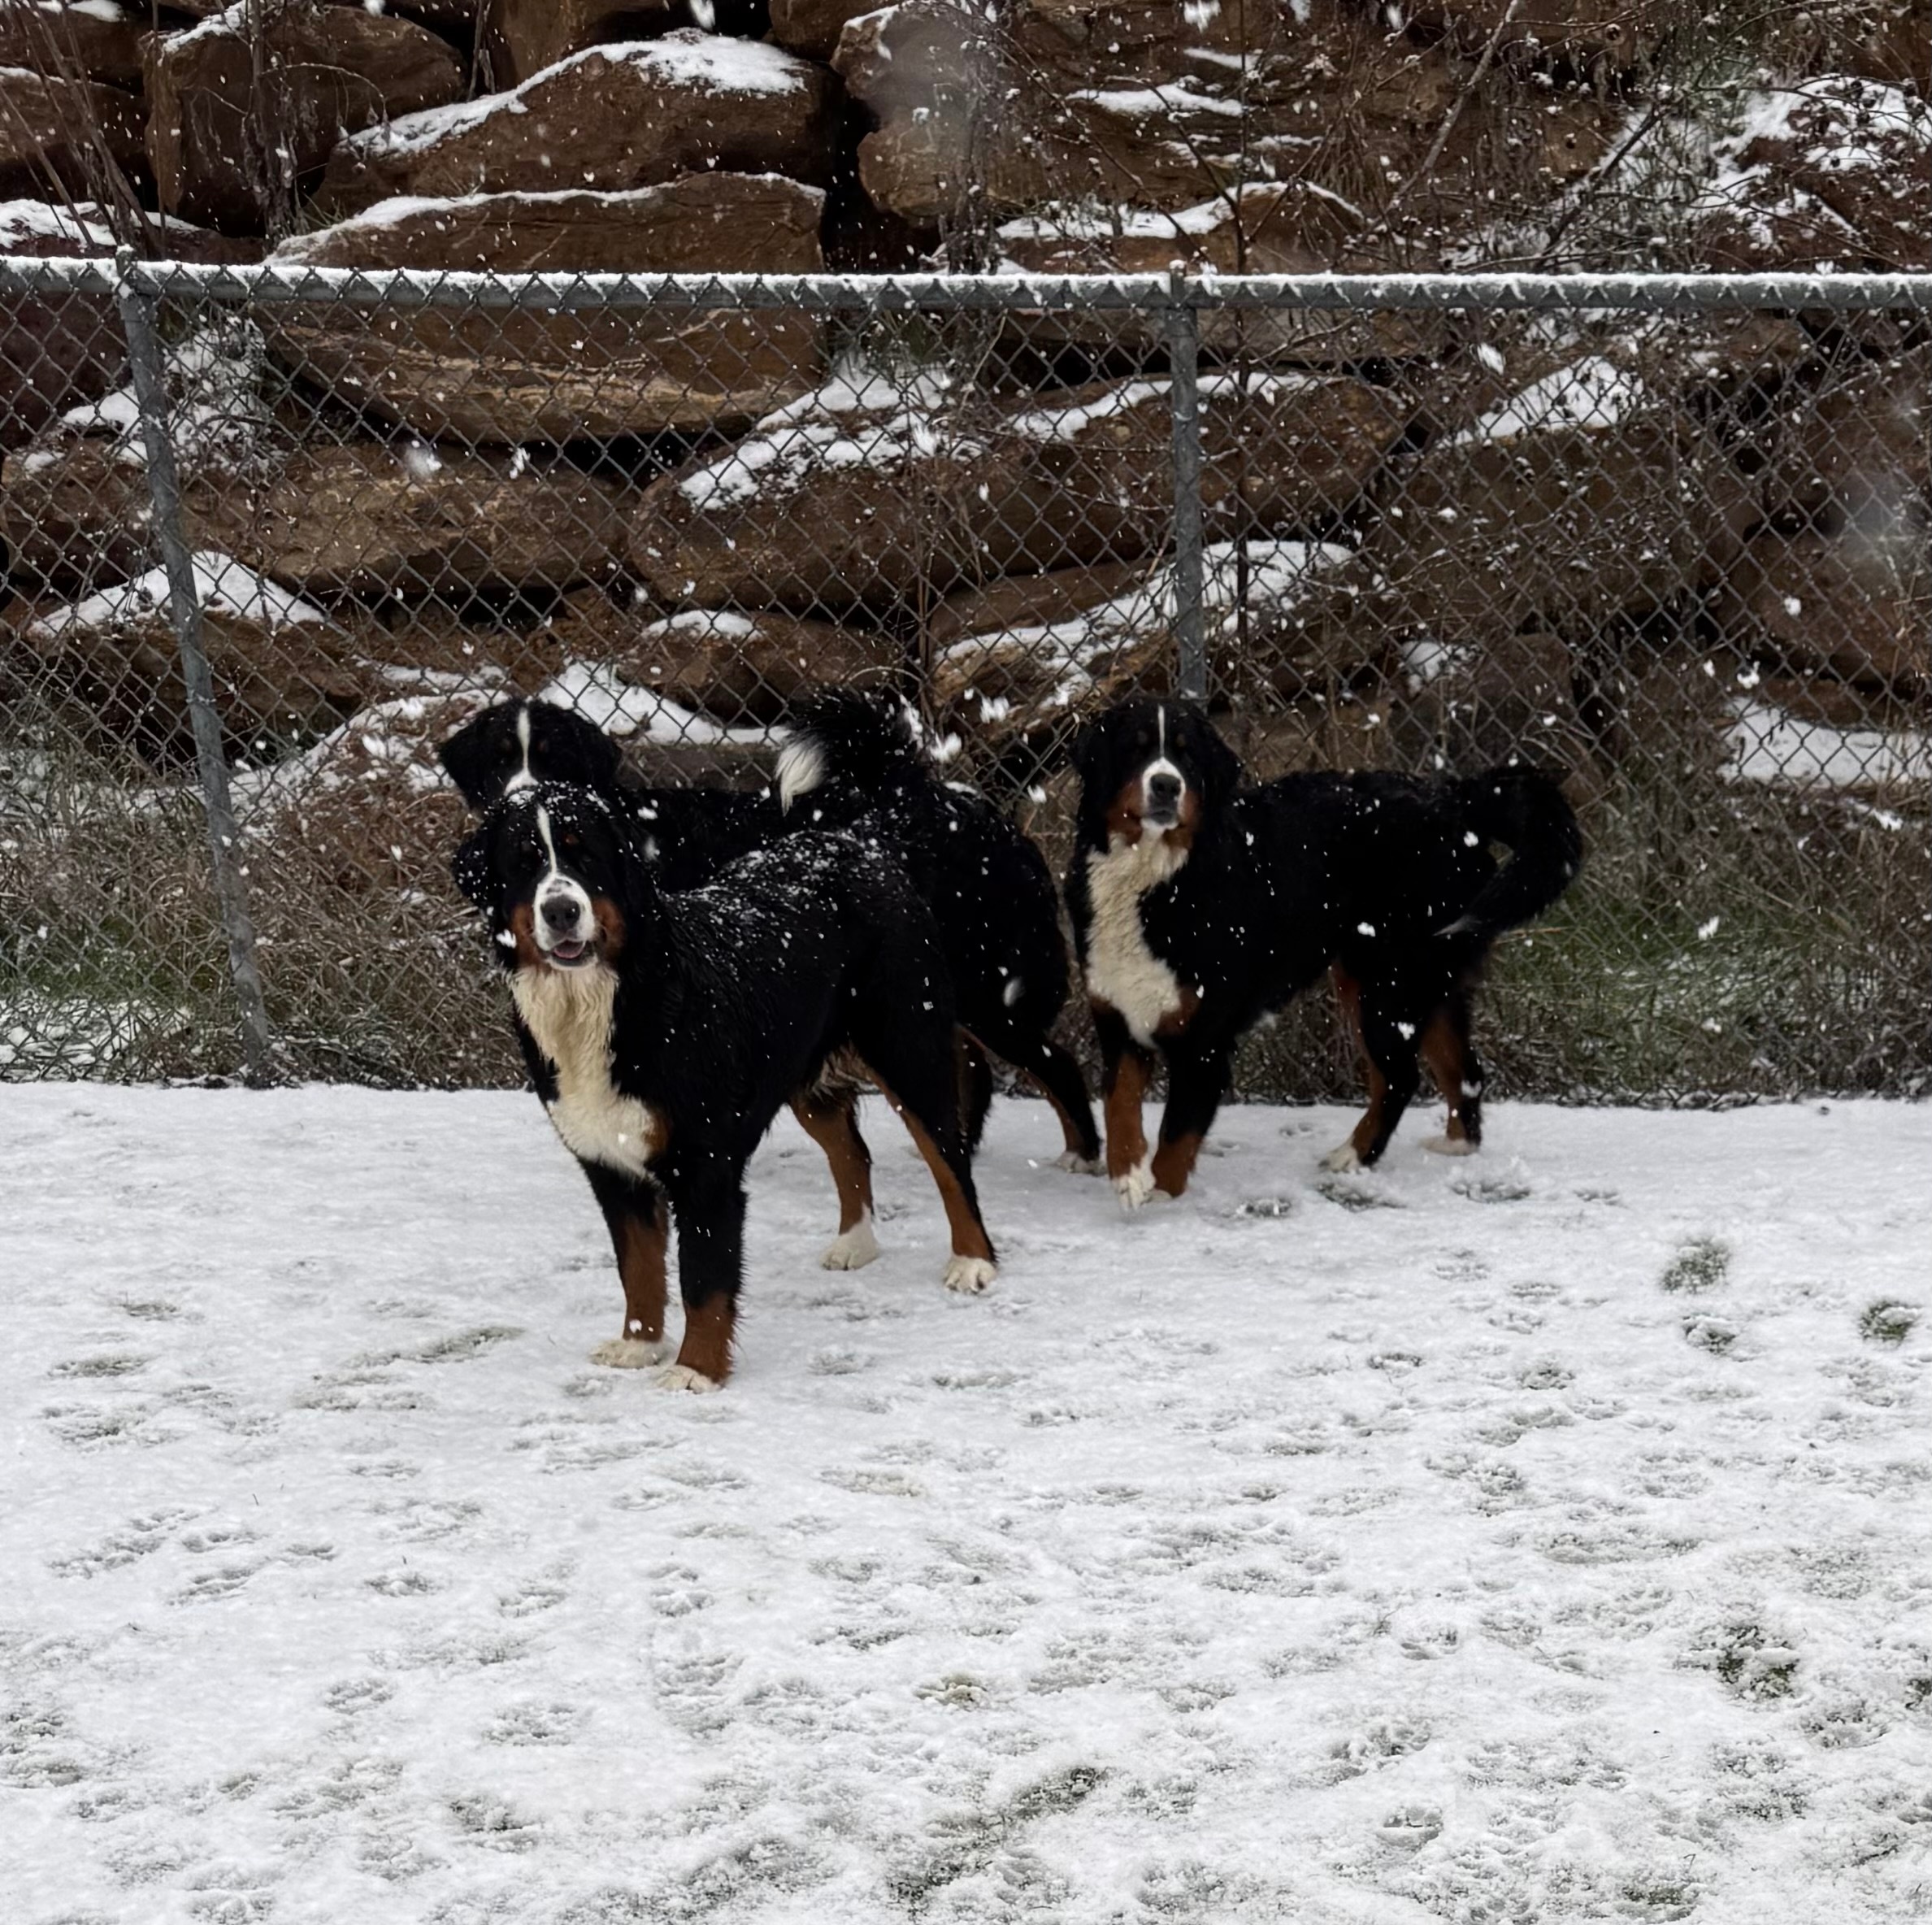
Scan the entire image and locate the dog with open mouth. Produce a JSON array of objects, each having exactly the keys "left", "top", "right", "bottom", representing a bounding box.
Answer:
[
  {"left": 451, "top": 776, "right": 998, "bottom": 1389},
  {"left": 1065, "top": 697, "right": 1583, "bottom": 1207}
]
